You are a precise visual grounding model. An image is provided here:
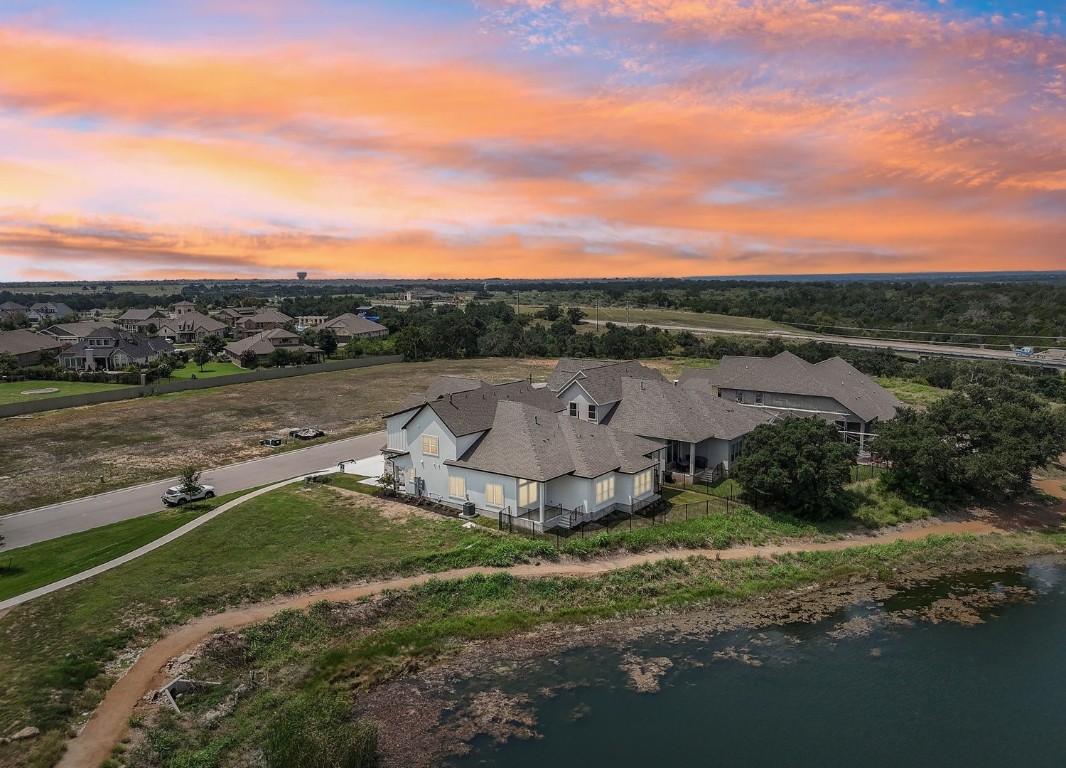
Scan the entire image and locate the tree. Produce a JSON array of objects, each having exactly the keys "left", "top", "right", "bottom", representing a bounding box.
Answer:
[
  {"left": 874, "top": 383, "right": 1066, "bottom": 502},
  {"left": 191, "top": 344, "right": 212, "bottom": 371},
  {"left": 316, "top": 327, "right": 338, "bottom": 356},
  {"left": 178, "top": 465, "right": 202, "bottom": 495},
  {"left": 202, "top": 334, "right": 225, "bottom": 355},
  {"left": 239, "top": 349, "right": 260, "bottom": 369},
  {"left": 536, "top": 303, "right": 562, "bottom": 321},
  {"left": 566, "top": 306, "right": 587, "bottom": 325},
  {"left": 732, "top": 417, "right": 858, "bottom": 519},
  {"left": 0, "top": 352, "right": 19, "bottom": 376},
  {"left": 268, "top": 347, "right": 292, "bottom": 368}
]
